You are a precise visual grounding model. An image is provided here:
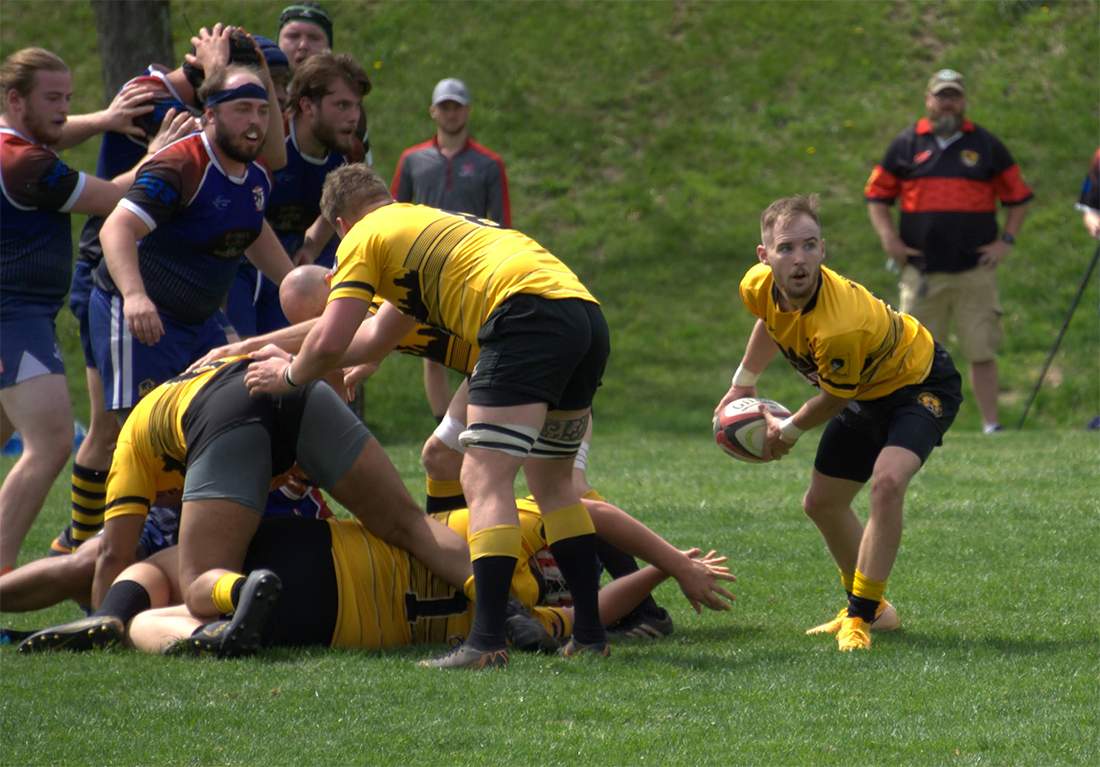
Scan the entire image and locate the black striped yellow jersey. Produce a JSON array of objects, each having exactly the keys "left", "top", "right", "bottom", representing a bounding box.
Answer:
[
  {"left": 326, "top": 499, "right": 569, "bottom": 650},
  {"left": 368, "top": 295, "right": 478, "bottom": 374},
  {"left": 740, "top": 263, "right": 934, "bottom": 400},
  {"left": 103, "top": 358, "right": 246, "bottom": 523},
  {"left": 330, "top": 203, "right": 595, "bottom": 344}
]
